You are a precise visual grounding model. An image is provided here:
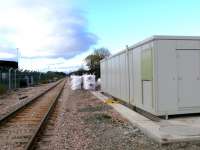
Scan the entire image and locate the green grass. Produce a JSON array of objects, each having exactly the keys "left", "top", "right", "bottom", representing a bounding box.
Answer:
[{"left": 0, "top": 84, "right": 7, "bottom": 95}]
